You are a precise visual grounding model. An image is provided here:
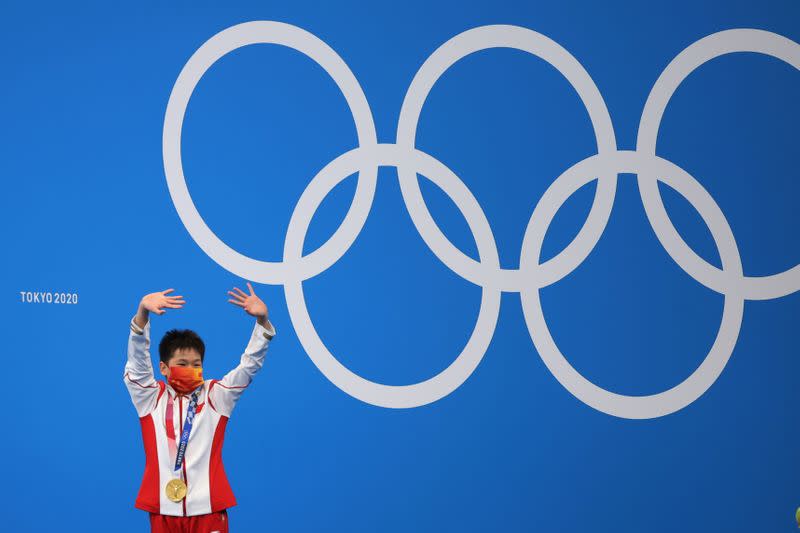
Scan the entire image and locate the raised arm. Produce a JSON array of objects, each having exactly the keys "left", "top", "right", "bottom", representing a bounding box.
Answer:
[
  {"left": 123, "top": 289, "right": 185, "bottom": 416},
  {"left": 209, "top": 282, "right": 276, "bottom": 417}
]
